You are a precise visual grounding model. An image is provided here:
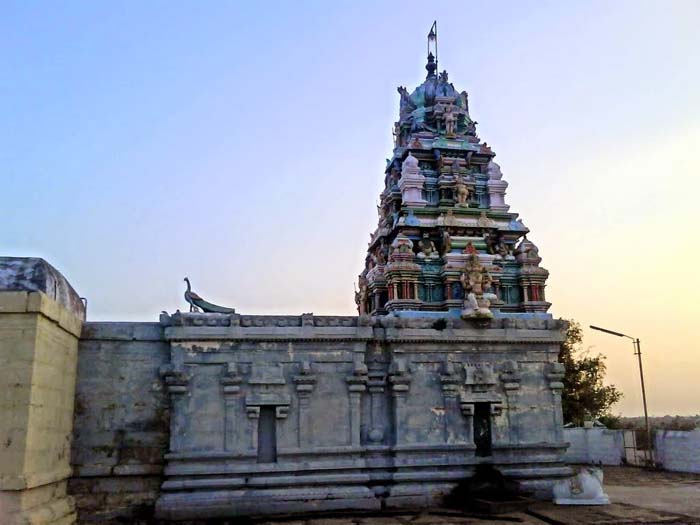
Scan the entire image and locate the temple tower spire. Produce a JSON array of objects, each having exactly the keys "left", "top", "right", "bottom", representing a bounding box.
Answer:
[{"left": 356, "top": 30, "right": 551, "bottom": 319}]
